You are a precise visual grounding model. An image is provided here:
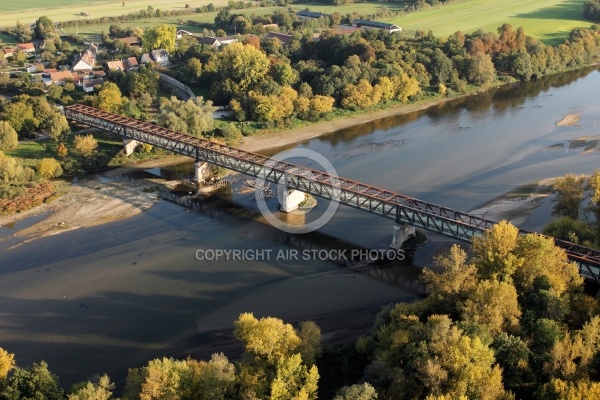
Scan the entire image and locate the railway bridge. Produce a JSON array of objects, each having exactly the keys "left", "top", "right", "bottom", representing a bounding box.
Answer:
[{"left": 64, "top": 104, "right": 600, "bottom": 283}]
